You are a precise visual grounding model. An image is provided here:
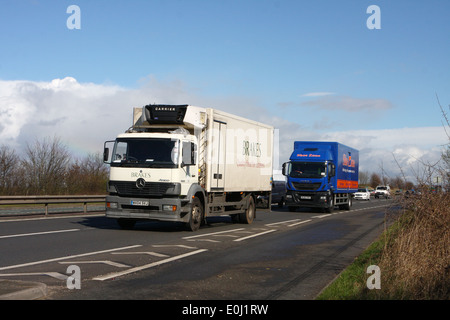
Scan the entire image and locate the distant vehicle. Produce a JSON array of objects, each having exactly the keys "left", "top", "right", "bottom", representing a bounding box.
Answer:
[
  {"left": 354, "top": 187, "right": 370, "bottom": 201},
  {"left": 256, "top": 180, "right": 286, "bottom": 208},
  {"left": 375, "top": 185, "right": 390, "bottom": 199},
  {"left": 282, "top": 141, "right": 359, "bottom": 212},
  {"left": 271, "top": 180, "right": 286, "bottom": 207},
  {"left": 368, "top": 188, "right": 376, "bottom": 197}
]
